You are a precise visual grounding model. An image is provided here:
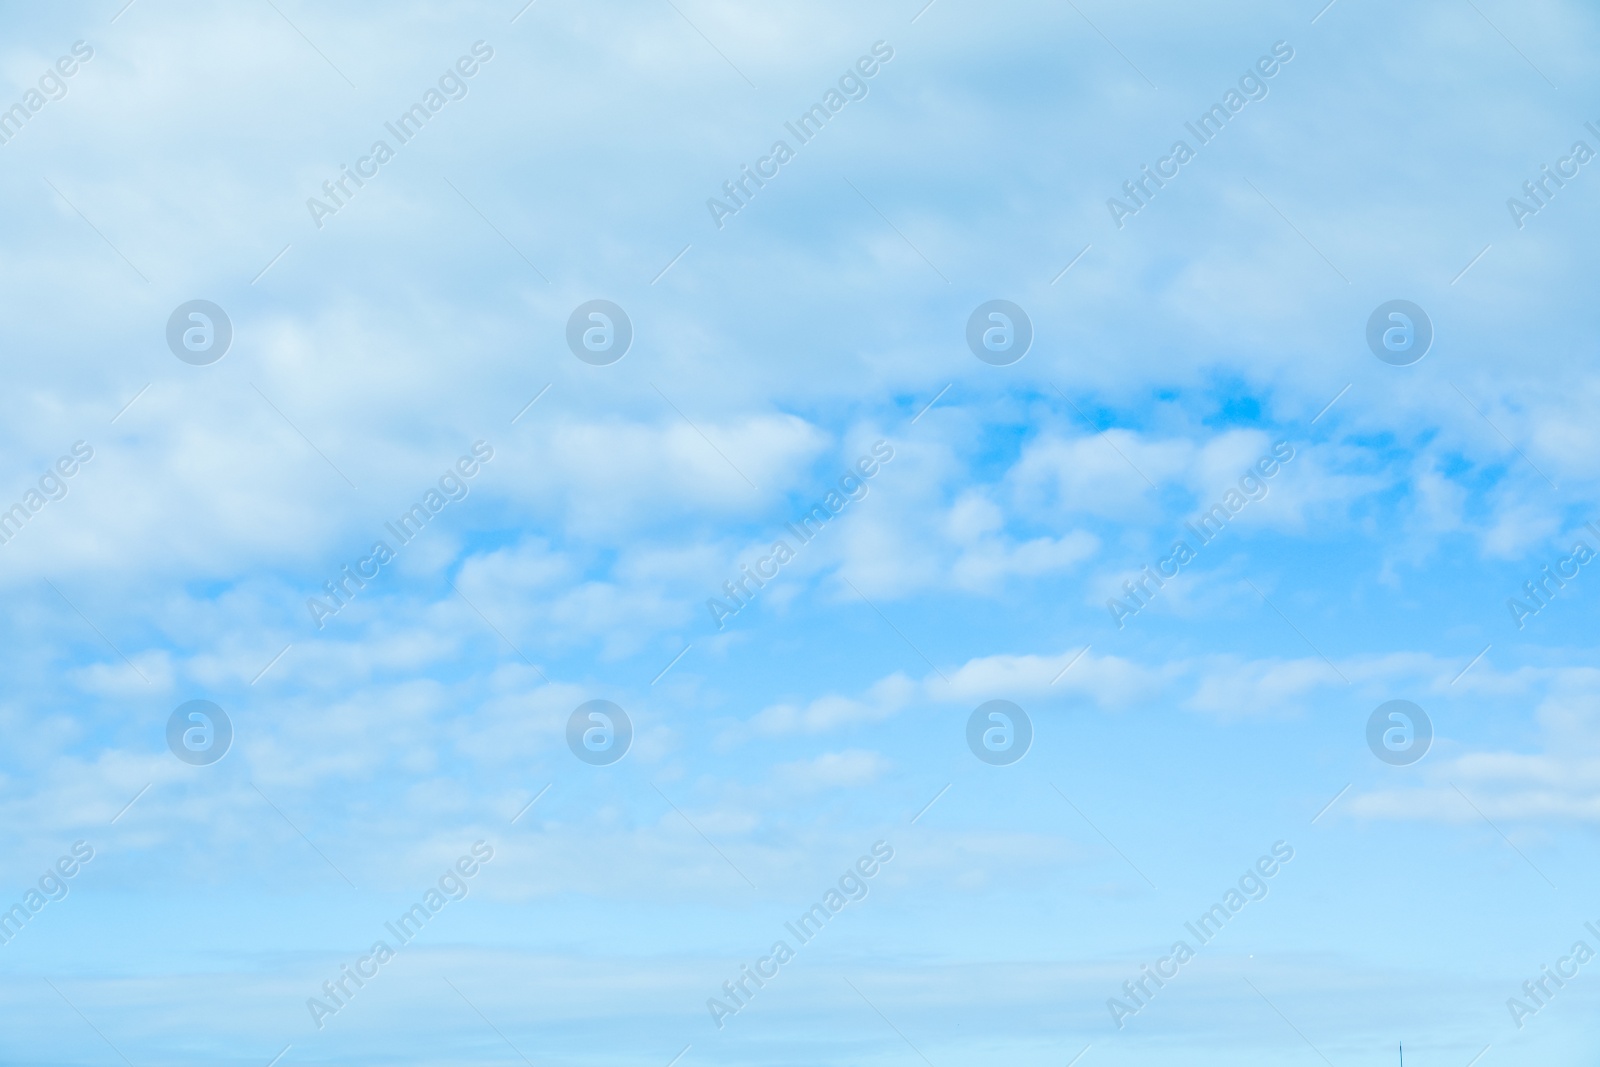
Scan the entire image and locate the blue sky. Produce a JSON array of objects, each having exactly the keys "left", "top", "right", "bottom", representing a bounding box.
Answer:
[{"left": 2, "top": 0, "right": 1599, "bottom": 1064}]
